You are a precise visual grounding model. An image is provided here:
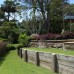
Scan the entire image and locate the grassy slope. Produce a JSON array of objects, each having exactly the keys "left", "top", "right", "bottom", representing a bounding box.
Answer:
[
  {"left": 0, "top": 50, "right": 55, "bottom": 74},
  {"left": 25, "top": 48, "right": 74, "bottom": 56}
]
